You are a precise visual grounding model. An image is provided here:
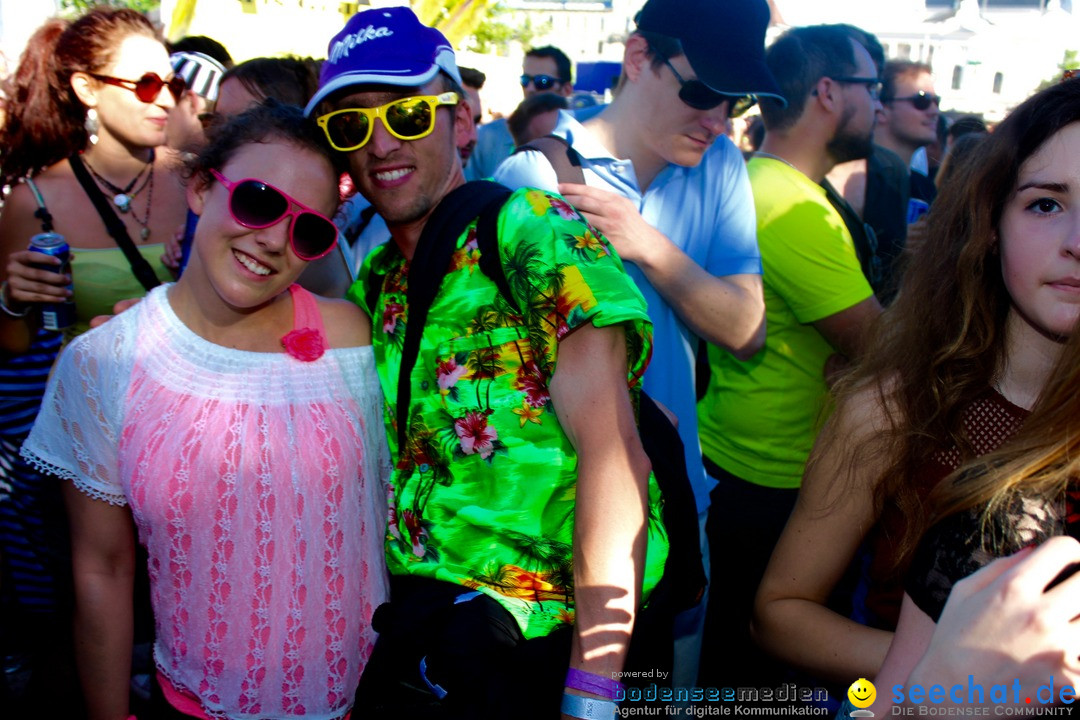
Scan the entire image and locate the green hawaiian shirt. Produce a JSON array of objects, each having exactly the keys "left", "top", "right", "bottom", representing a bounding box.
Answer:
[{"left": 349, "top": 187, "right": 670, "bottom": 640}]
